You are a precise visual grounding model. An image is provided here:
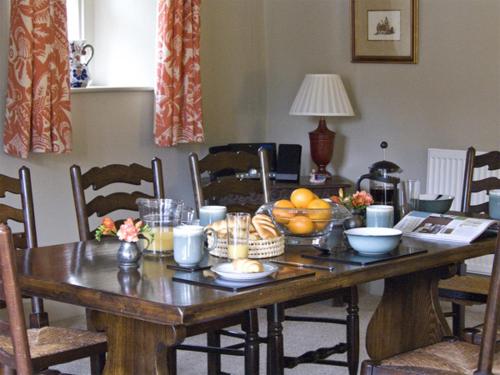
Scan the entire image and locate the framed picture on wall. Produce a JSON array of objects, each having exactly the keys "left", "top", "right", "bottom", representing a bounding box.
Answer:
[{"left": 351, "top": 0, "right": 418, "bottom": 63}]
